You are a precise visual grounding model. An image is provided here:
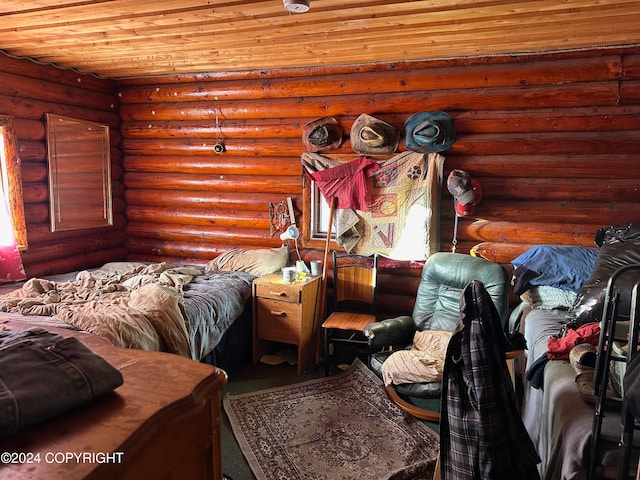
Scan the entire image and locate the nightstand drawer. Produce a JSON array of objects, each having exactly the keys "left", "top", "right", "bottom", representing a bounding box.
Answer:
[
  {"left": 255, "top": 282, "right": 301, "bottom": 303},
  {"left": 256, "top": 298, "right": 301, "bottom": 343}
]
